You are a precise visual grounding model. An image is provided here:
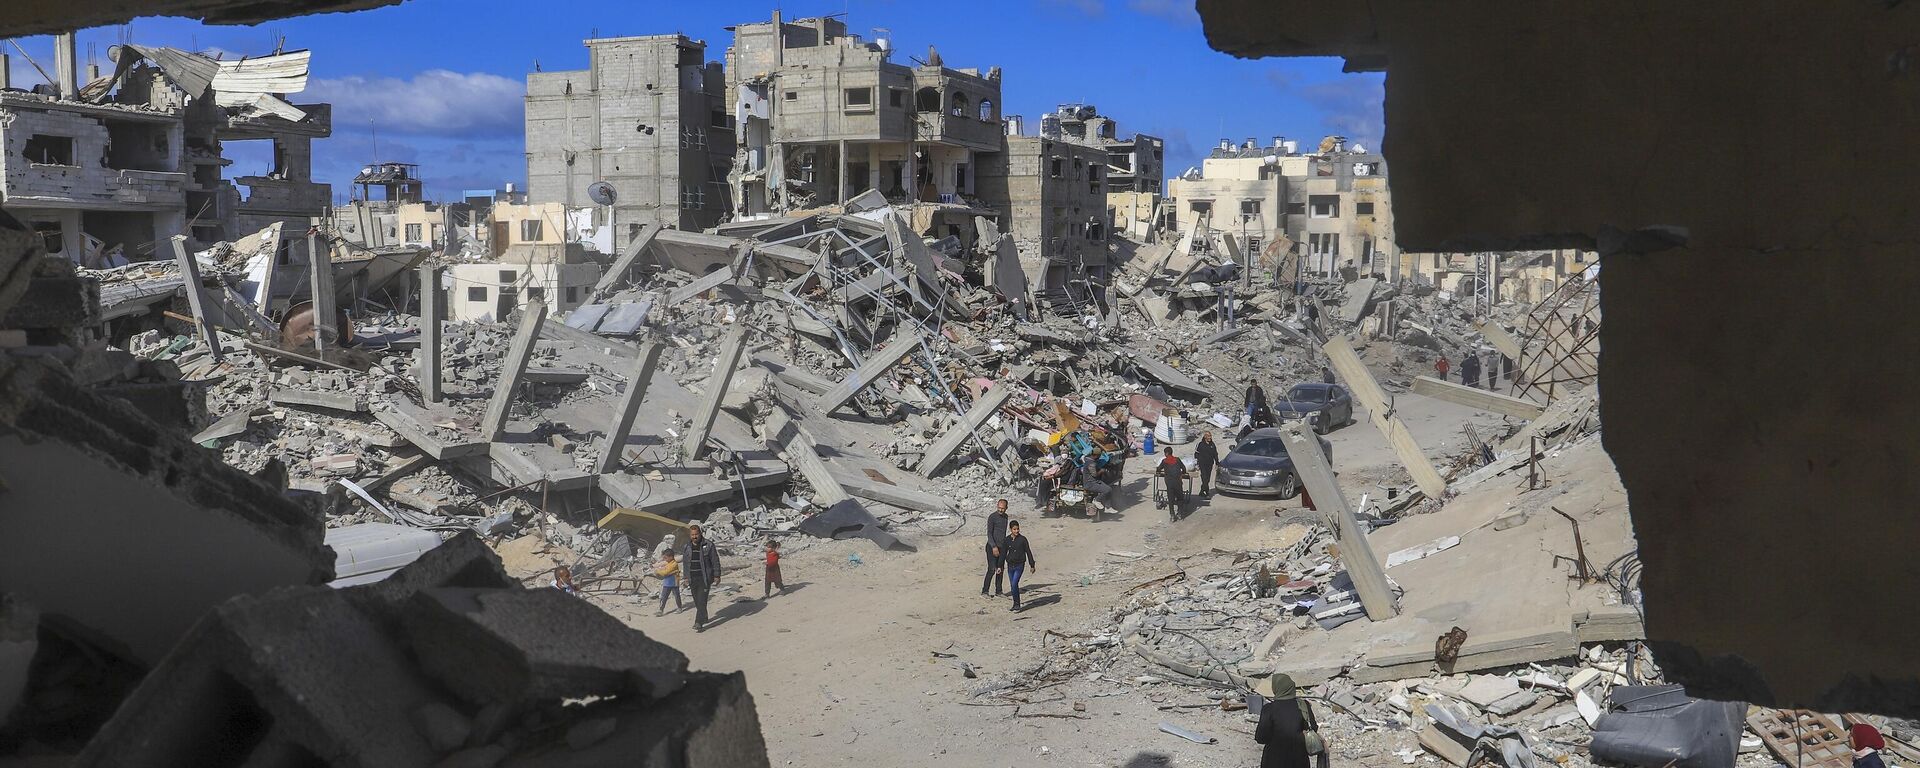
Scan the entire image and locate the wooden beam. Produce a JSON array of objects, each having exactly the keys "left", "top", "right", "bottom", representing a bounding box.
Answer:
[
  {"left": 1279, "top": 423, "right": 1397, "bottom": 621},
  {"left": 1409, "top": 375, "right": 1546, "bottom": 420},
  {"left": 681, "top": 323, "right": 748, "bottom": 459},
  {"left": 1323, "top": 335, "right": 1447, "bottom": 497},
  {"left": 480, "top": 299, "right": 547, "bottom": 441}
]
